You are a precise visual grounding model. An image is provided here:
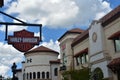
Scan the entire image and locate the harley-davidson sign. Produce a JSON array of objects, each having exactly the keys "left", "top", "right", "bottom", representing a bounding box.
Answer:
[{"left": 8, "top": 29, "right": 39, "bottom": 52}]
